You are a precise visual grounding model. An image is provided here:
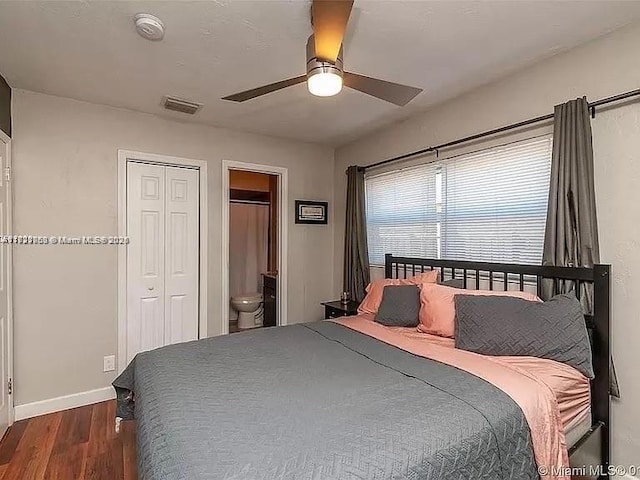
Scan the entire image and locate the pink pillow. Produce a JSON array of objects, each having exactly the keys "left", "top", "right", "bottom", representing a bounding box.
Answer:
[
  {"left": 358, "top": 270, "right": 439, "bottom": 315},
  {"left": 417, "top": 283, "right": 541, "bottom": 338},
  {"left": 411, "top": 271, "right": 440, "bottom": 284}
]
